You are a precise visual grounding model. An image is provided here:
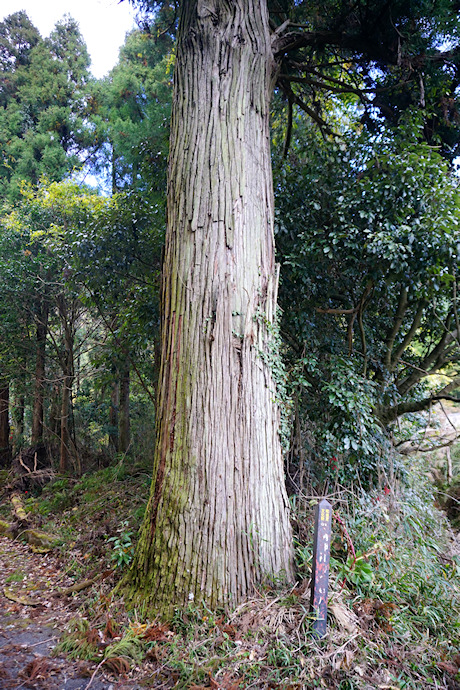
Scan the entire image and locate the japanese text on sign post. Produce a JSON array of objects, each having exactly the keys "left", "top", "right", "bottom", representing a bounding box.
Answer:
[{"left": 310, "top": 498, "right": 332, "bottom": 638}]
